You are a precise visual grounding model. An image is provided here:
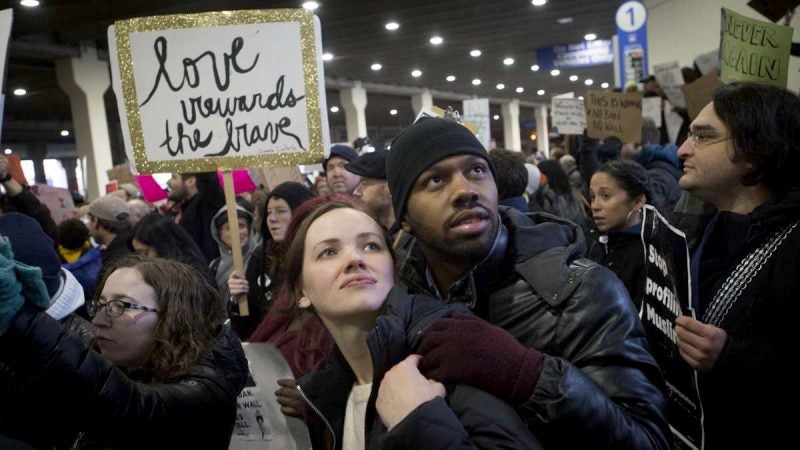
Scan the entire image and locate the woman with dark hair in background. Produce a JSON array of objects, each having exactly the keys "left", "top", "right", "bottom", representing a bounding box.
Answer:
[
  {"left": 227, "top": 182, "right": 315, "bottom": 339},
  {"left": 0, "top": 253, "right": 247, "bottom": 449},
  {"left": 586, "top": 159, "right": 653, "bottom": 309},
  {"left": 131, "top": 212, "right": 214, "bottom": 285},
  {"left": 532, "top": 160, "right": 589, "bottom": 229}
]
